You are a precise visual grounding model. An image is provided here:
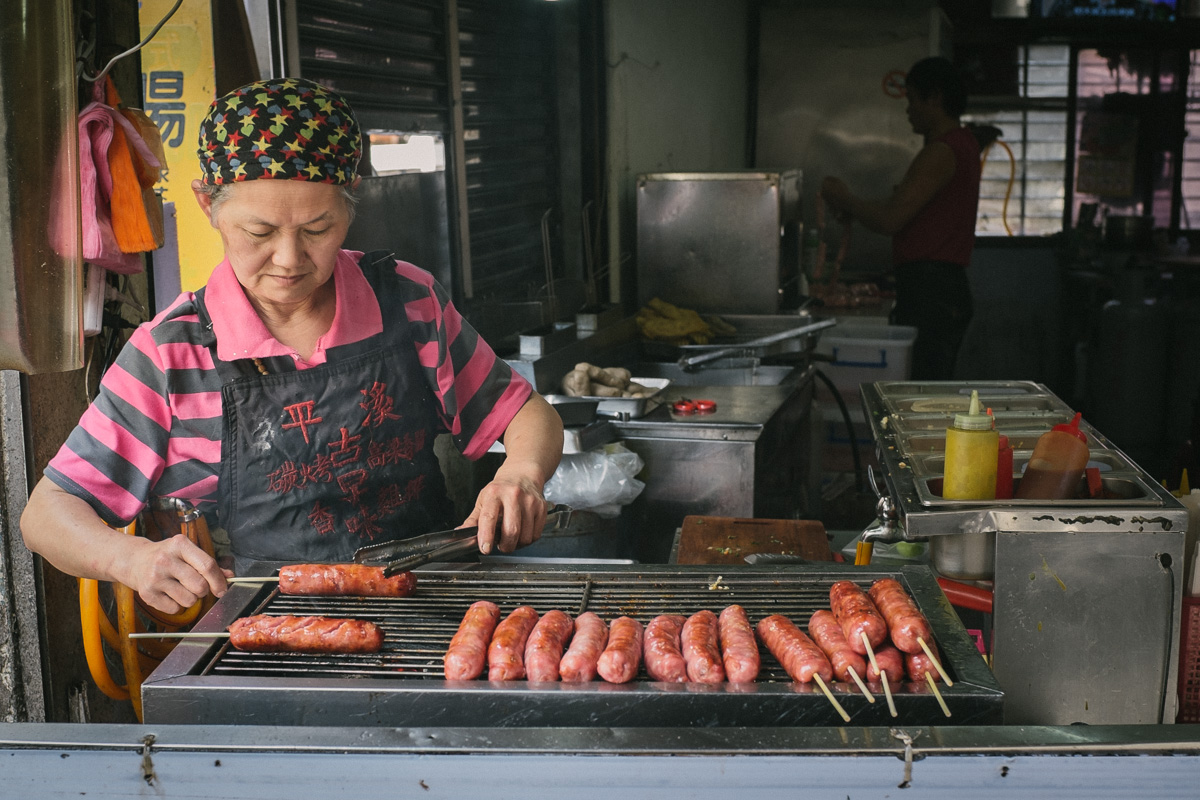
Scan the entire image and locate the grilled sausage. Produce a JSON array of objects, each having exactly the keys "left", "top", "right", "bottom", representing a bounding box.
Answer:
[
  {"left": 487, "top": 606, "right": 540, "bottom": 681},
  {"left": 559, "top": 612, "right": 609, "bottom": 682},
  {"left": 681, "top": 610, "right": 726, "bottom": 684},
  {"left": 644, "top": 614, "right": 689, "bottom": 682},
  {"left": 278, "top": 564, "right": 417, "bottom": 597},
  {"left": 868, "top": 578, "right": 934, "bottom": 655},
  {"left": 829, "top": 580, "right": 889, "bottom": 656},
  {"left": 807, "top": 609, "right": 867, "bottom": 684},
  {"left": 866, "top": 643, "right": 905, "bottom": 683},
  {"left": 524, "top": 610, "right": 575, "bottom": 682},
  {"left": 227, "top": 614, "right": 383, "bottom": 653},
  {"left": 755, "top": 614, "right": 833, "bottom": 684},
  {"left": 718, "top": 604, "right": 760, "bottom": 683},
  {"left": 443, "top": 601, "right": 501, "bottom": 680},
  {"left": 596, "top": 616, "right": 644, "bottom": 684},
  {"left": 905, "top": 641, "right": 945, "bottom": 683}
]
